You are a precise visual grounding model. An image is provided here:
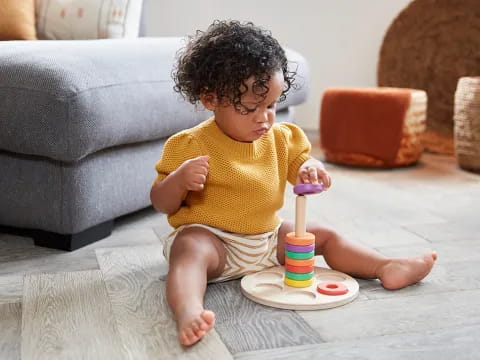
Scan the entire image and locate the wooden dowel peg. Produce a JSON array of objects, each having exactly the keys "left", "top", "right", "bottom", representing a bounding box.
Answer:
[{"left": 295, "top": 195, "right": 307, "bottom": 237}]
